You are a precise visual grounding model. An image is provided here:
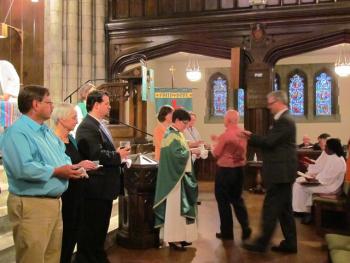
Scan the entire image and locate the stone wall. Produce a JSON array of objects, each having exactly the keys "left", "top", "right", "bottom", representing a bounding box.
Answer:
[{"left": 44, "top": 0, "right": 106, "bottom": 103}]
